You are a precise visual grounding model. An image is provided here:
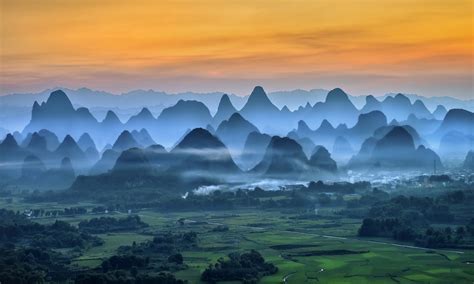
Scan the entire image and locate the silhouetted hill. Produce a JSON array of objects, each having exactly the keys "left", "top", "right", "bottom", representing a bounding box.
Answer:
[
  {"left": 131, "top": 129, "right": 156, "bottom": 148},
  {"left": 432, "top": 105, "right": 447, "bottom": 120},
  {"left": 295, "top": 137, "right": 316, "bottom": 158},
  {"left": 216, "top": 113, "right": 259, "bottom": 151},
  {"left": 24, "top": 90, "right": 99, "bottom": 138},
  {"left": 37, "top": 129, "right": 60, "bottom": 151},
  {"left": 361, "top": 93, "right": 433, "bottom": 121},
  {"left": 349, "top": 126, "right": 442, "bottom": 170},
  {"left": 252, "top": 136, "right": 310, "bottom": 177},
  {"left": 239, "top": 86, "right": 282, "bottom": 132},
  {"left": 156, "top": 100, "right": 213, "bottom": 146},
  {"left": 240, "top": 132, "right": 272, "bottom": 170},
  {"left": 351, "top": 111, "right": 387, "bottom": 138},
  {"left": 54, "top": 135, "right": 88, "bottom": 170},
  {"left": 102, "top": 110, "right": 122, "bottom": 125},
  {"left": 412, "top": 100, "right": 433, "bottom": 119},
  {"left": 372, "top": 127, "right": 416, "bottom": 161},
  {"left": 438, "top": 131, "right": 473, "bottom": 160},
  {"left": 78, "top": 133, "right": 96, "bottom": 152},
  {"left": 213, "top": 94, "right": 238, "bottom": 127},
  {"left": 26, "top": 132, "right": 48, "bottom": 153},
  {"left": 463, "top": 151, "right": 474, "bottom": 170},
  {"left": 300, "top": 88, "right": 359, "bottom": 128},
  {"left": 309, "top": 146, "right": 337, "bottom": 172},
  {"left": 361, "top": 95, "right": 382, "bottom": 113},
  {"left": 373, "top": 125, "right": 426, "bottom": 147},
  {"left": 125, "top": 107, "right": 156, "bottom": 130},
  {"left": 113, "top": 147, "right": 153, "bottom": 174},
  {"left": 112, "top": 131, "right": 141, "bottom": 152},
  {"left": 0, "top": 134, "right": 30, "bottom": 178},
  {"left": 90, "top": 149, "right": 121, "bottom": 175},
  {"left": 171, "top": 128, "right": 240, "bottom": 174},
  {"left": 402, "top": 114, "right": 441, "bottom": 136},
  {"left": 436, "top": 109, "right": 474, "bottom": 136}
]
